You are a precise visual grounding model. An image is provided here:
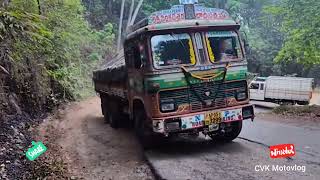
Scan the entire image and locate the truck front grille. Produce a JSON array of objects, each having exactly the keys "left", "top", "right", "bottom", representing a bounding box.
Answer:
[{"left": 159, "top": 80, "right": 247, "bottom": 112}]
